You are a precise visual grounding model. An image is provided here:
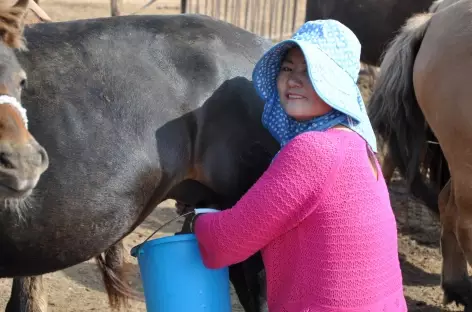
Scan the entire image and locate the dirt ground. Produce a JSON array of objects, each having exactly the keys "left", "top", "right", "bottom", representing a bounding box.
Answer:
[{"left": 0, "top": 0, "right": 468, "bottom": 311}]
